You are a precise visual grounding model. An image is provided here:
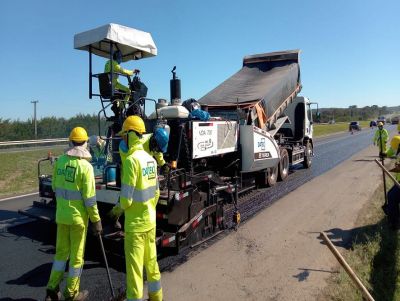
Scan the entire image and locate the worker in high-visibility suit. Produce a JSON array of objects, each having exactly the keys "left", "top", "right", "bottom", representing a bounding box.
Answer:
[
  {"left": 109, "top": 127, "right": 170, "bottom": 223},
  {"left": 45, "top": 127, "right": 102, "bottom": 301},
  {"left": 385, "top": 135, "right": 400, "bottom": 229},
  {"left": 88, "top": 135, "right": 106, "bottom": 168},
  {"left": 118, "top": 116, "right": 163, "bottom": 301},
  {"left": 104, "top": 50, "right": 139, "bottom": 117},
  {"left": 373, "top": 122, "right": 389, "bottom": 155},
  {"left": 142, "top": 127, "right": 170, "bottom": 174}
]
